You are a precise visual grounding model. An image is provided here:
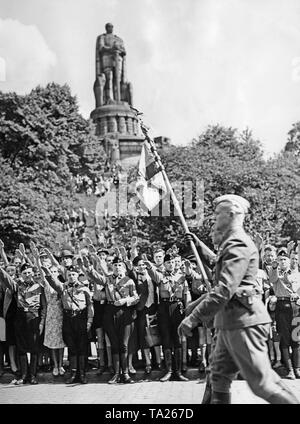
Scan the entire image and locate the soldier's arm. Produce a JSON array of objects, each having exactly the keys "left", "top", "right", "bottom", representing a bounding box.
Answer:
[
  {"left": 146, "top": 263, "right": 163, "bottom": 285},
  {"left": 184, "top": 238, "right": 251, "bottom": 326},
  {"left": 42, "top": 267, "right": 64, "bottom": 295},
  {"left": 83, "top": 289, "right": 94, "bottom": 324},
  {"left": 39, "top": 288, "right": 47, "bottom": 331},
  {"left": 0, "top": 266, "right": 17, "bottom": 292},
  {"left": 126, "top": 280, "right": 140, "bottom": 306},
  {"left": 0, "top": 239, "right": 9, "bottom": 267}
]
